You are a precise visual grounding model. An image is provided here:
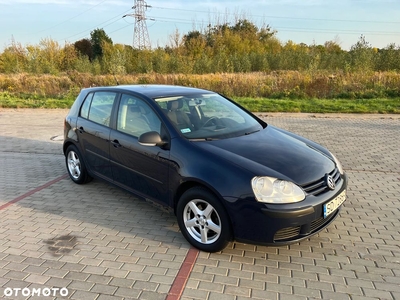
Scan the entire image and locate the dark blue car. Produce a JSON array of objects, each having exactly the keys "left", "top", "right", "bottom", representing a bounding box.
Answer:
[{"left": 63, "top": 85, "right": 347, "bottom": 252}]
